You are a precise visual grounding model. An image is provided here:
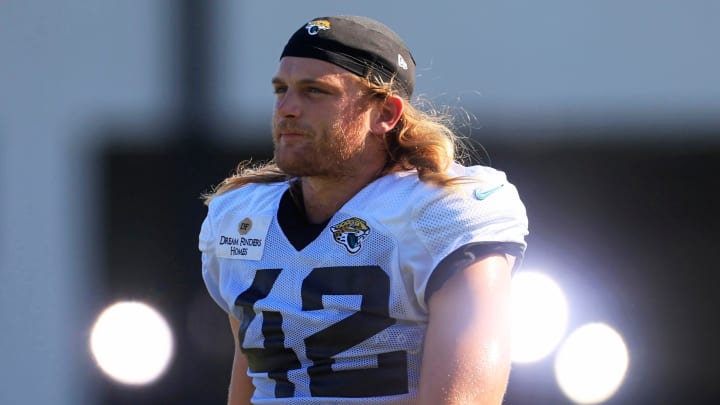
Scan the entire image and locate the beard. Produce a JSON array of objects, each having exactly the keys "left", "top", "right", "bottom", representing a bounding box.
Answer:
[{"left": 272, "top": 113, "right": 370, "bottom": 178}]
